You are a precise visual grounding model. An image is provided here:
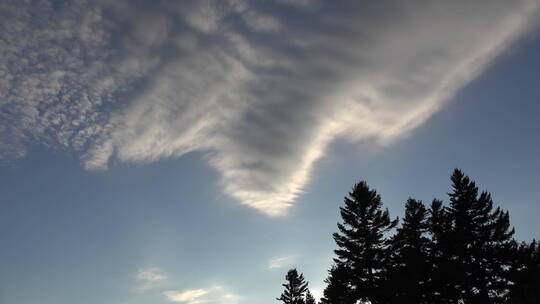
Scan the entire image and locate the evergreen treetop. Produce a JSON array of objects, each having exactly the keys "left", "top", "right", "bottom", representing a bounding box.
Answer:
[
  {"left": 332, "top": 181, "right": 398, "bottom": 304},
  {"left": 277, "top": 268, "right": 309, "bottom": 304}
]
